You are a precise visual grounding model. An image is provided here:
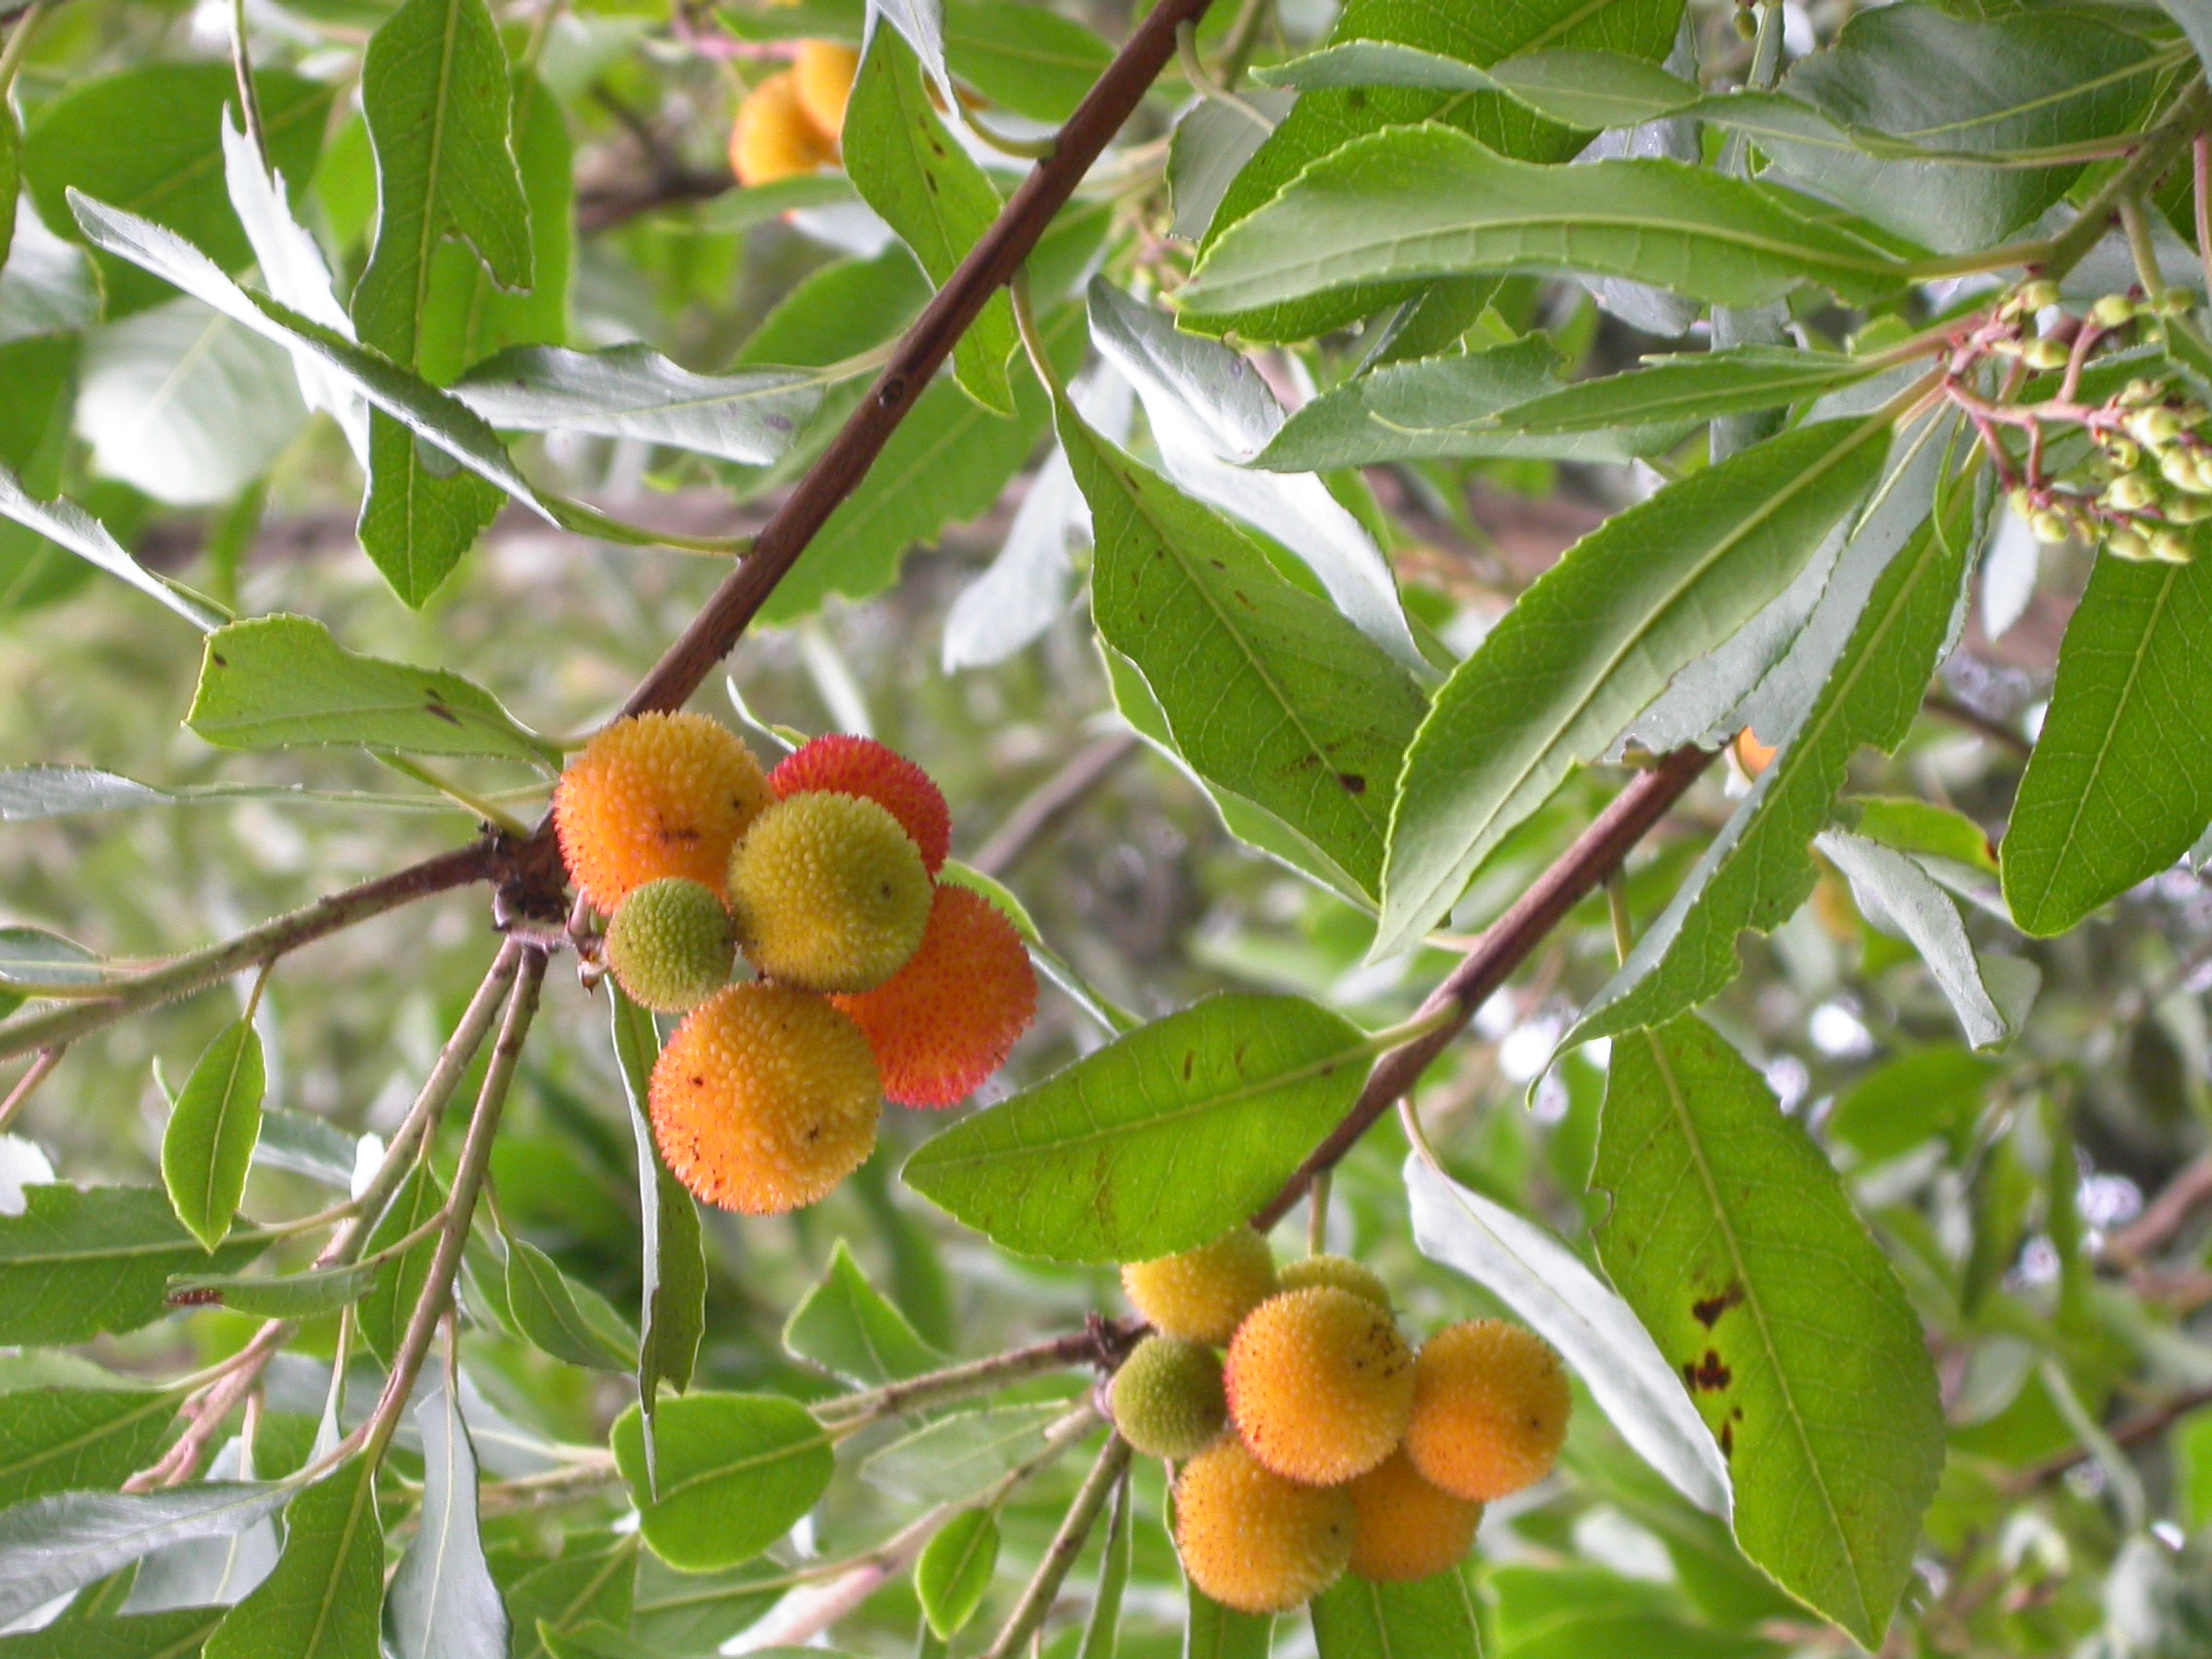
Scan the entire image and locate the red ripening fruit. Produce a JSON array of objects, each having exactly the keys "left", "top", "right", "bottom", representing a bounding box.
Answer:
[
  {"left": 769, "top": 734, "right": 951, "bottom": 874},
  {"left": 830, "top": 884, "right": 1036, "bottom": 1107}
]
